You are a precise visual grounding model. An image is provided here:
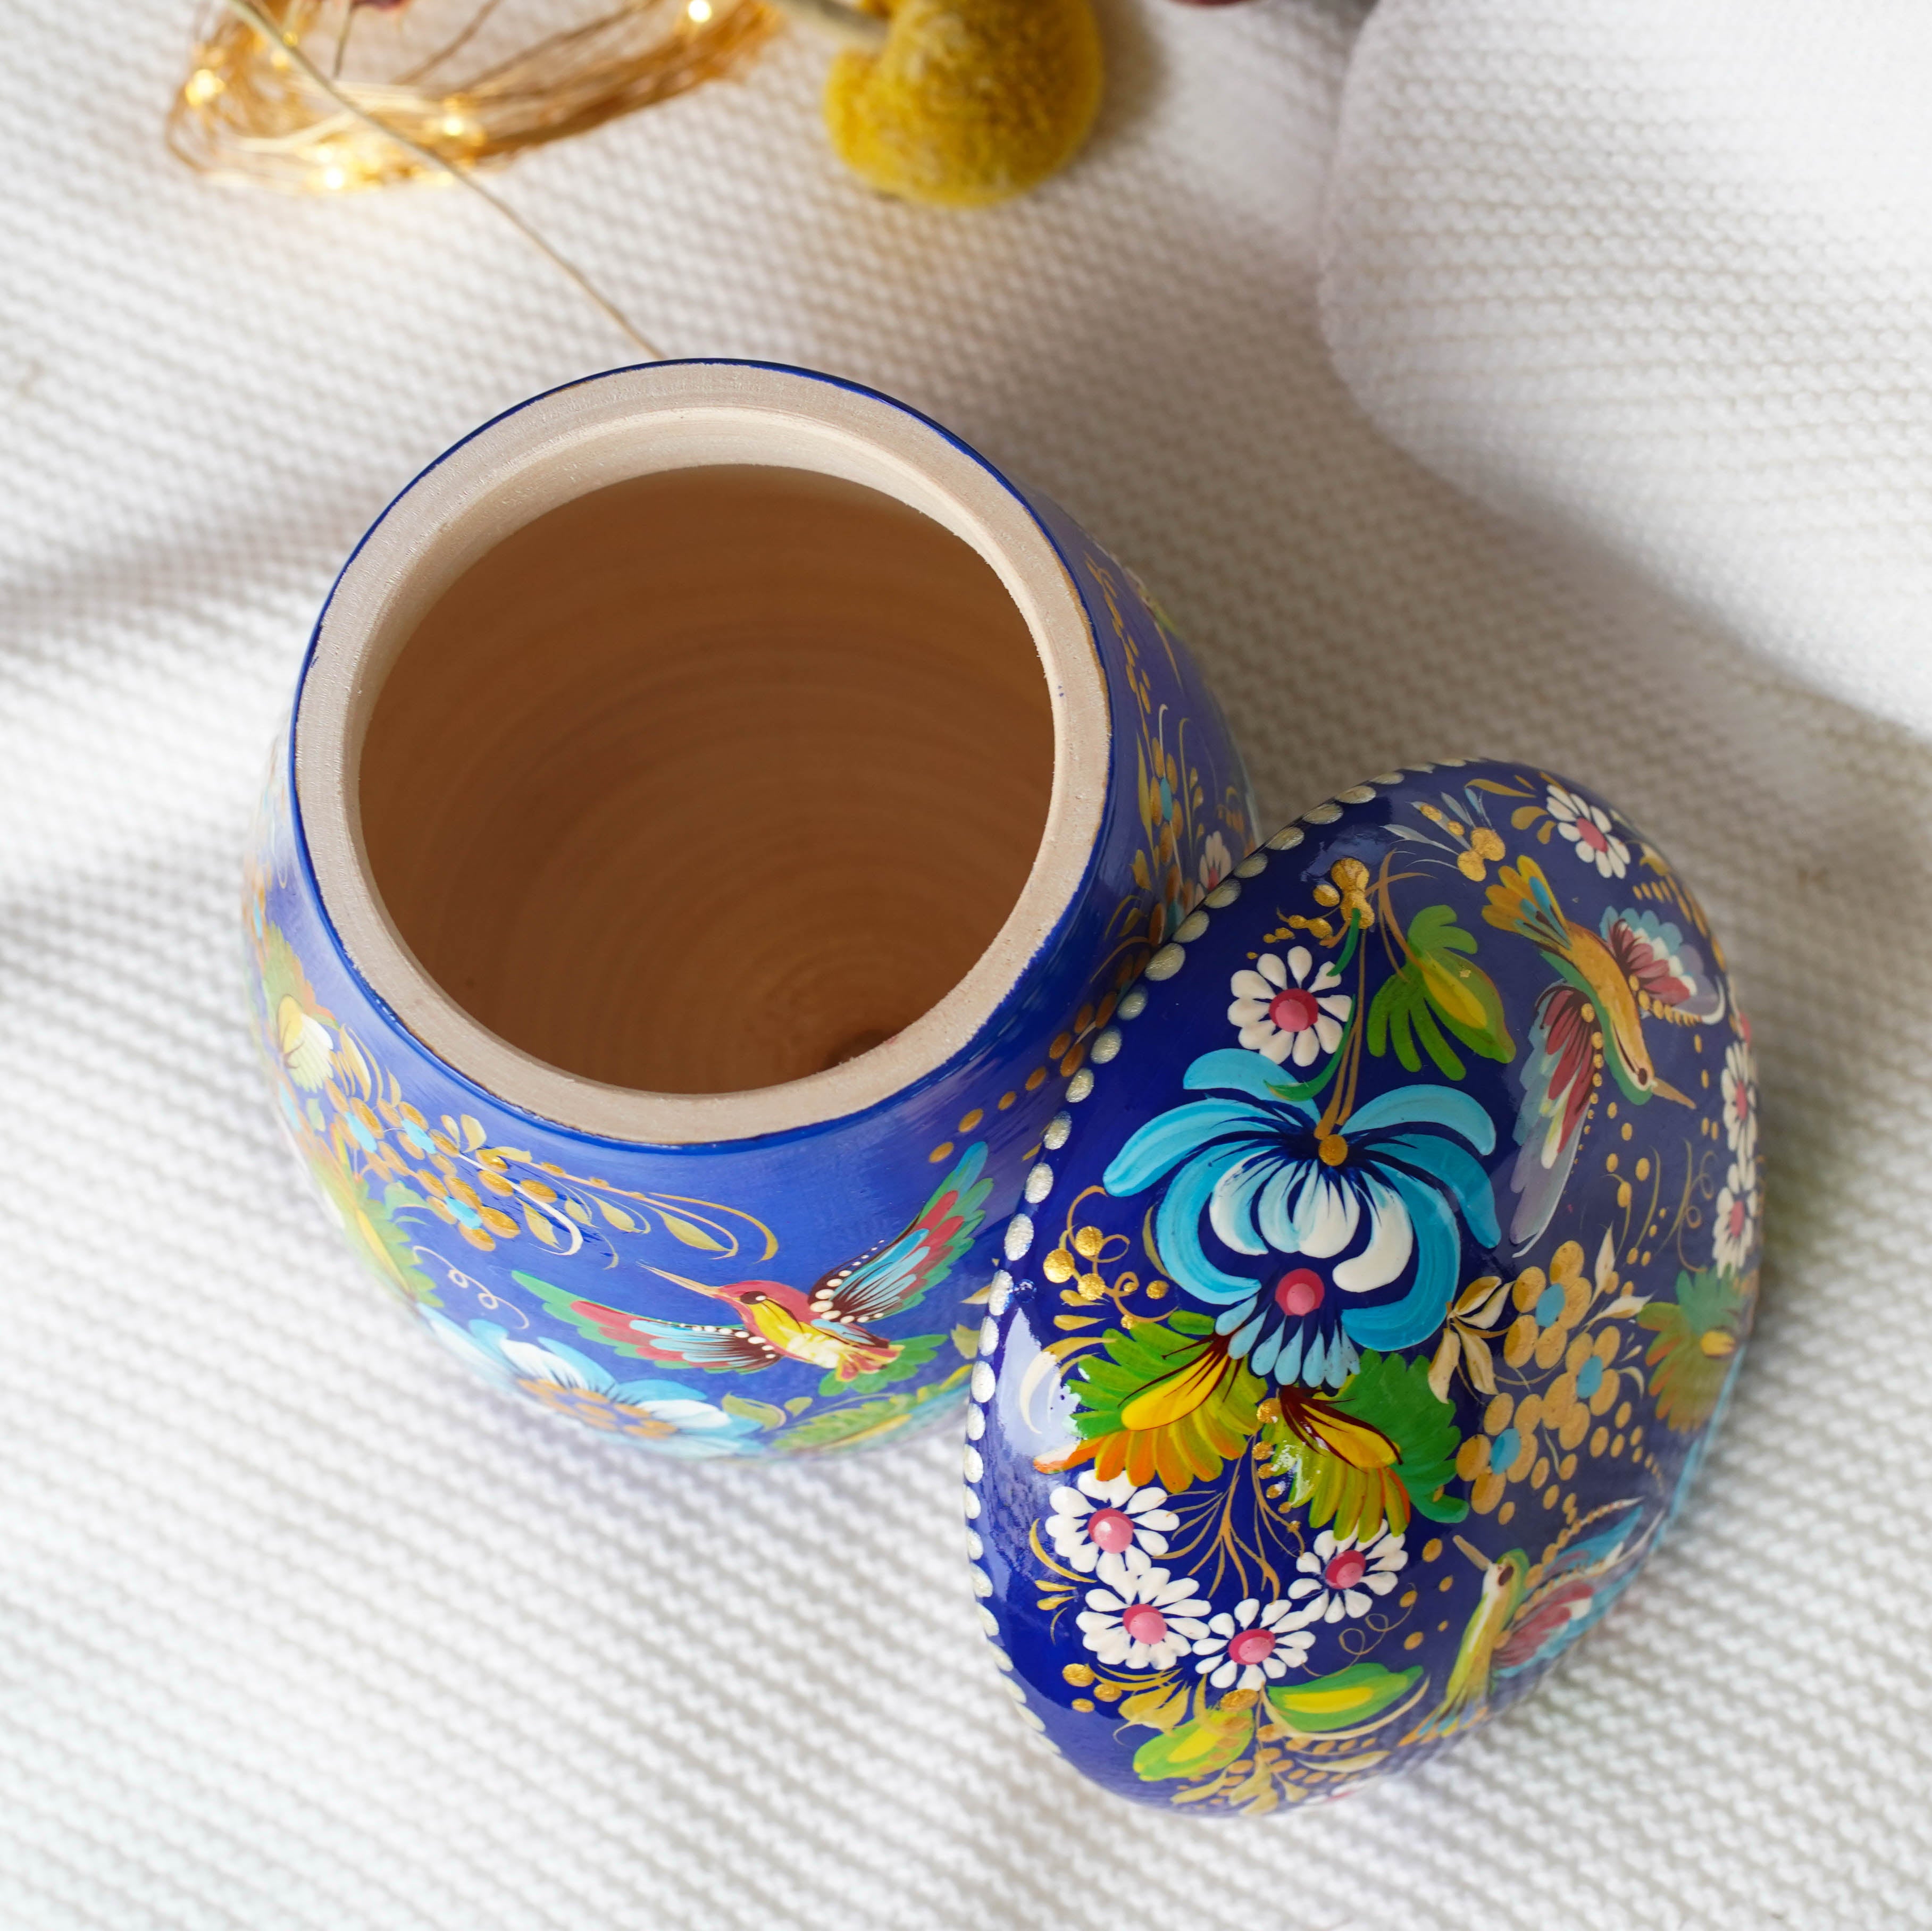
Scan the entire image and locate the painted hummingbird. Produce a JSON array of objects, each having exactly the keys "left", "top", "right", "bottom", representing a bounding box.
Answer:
[
  {"left": 1414, "top": 1504, "right": 1650, "bottom": 1740},
  {"left": 524, "top": 1144, "right": 991, "bottom": 1382},
  {"left": 1483, "top": 855, "right": 1721, "bottom": 1247}
]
